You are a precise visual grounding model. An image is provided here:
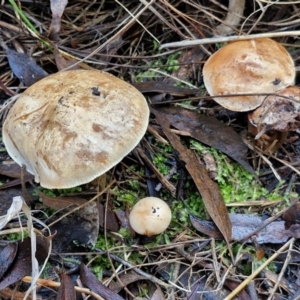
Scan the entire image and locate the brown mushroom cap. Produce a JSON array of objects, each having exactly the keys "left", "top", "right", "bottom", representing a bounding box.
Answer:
[
  {"left": 203, "top": 38, "right": 295, "bottom": 112},
  {"left": 2, "top": 70, "right": 149, "bottom": 188},
  {"left": 129, "top": 197, "right": 172, "bottom": 236}
]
